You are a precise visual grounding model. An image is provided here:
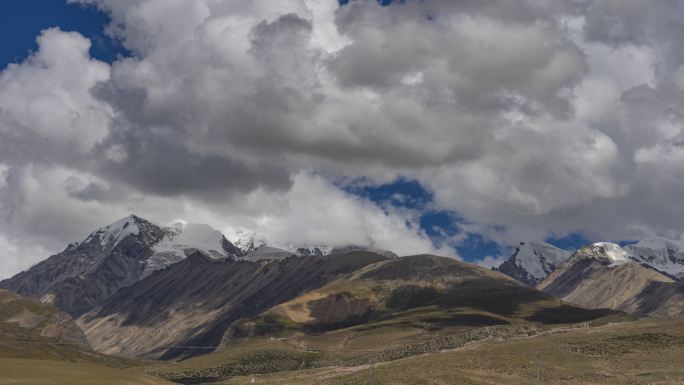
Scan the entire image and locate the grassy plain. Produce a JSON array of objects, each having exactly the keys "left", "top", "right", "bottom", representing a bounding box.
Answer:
[{"left": 145, "top": 319, "right": 684, "bottom": 385}]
